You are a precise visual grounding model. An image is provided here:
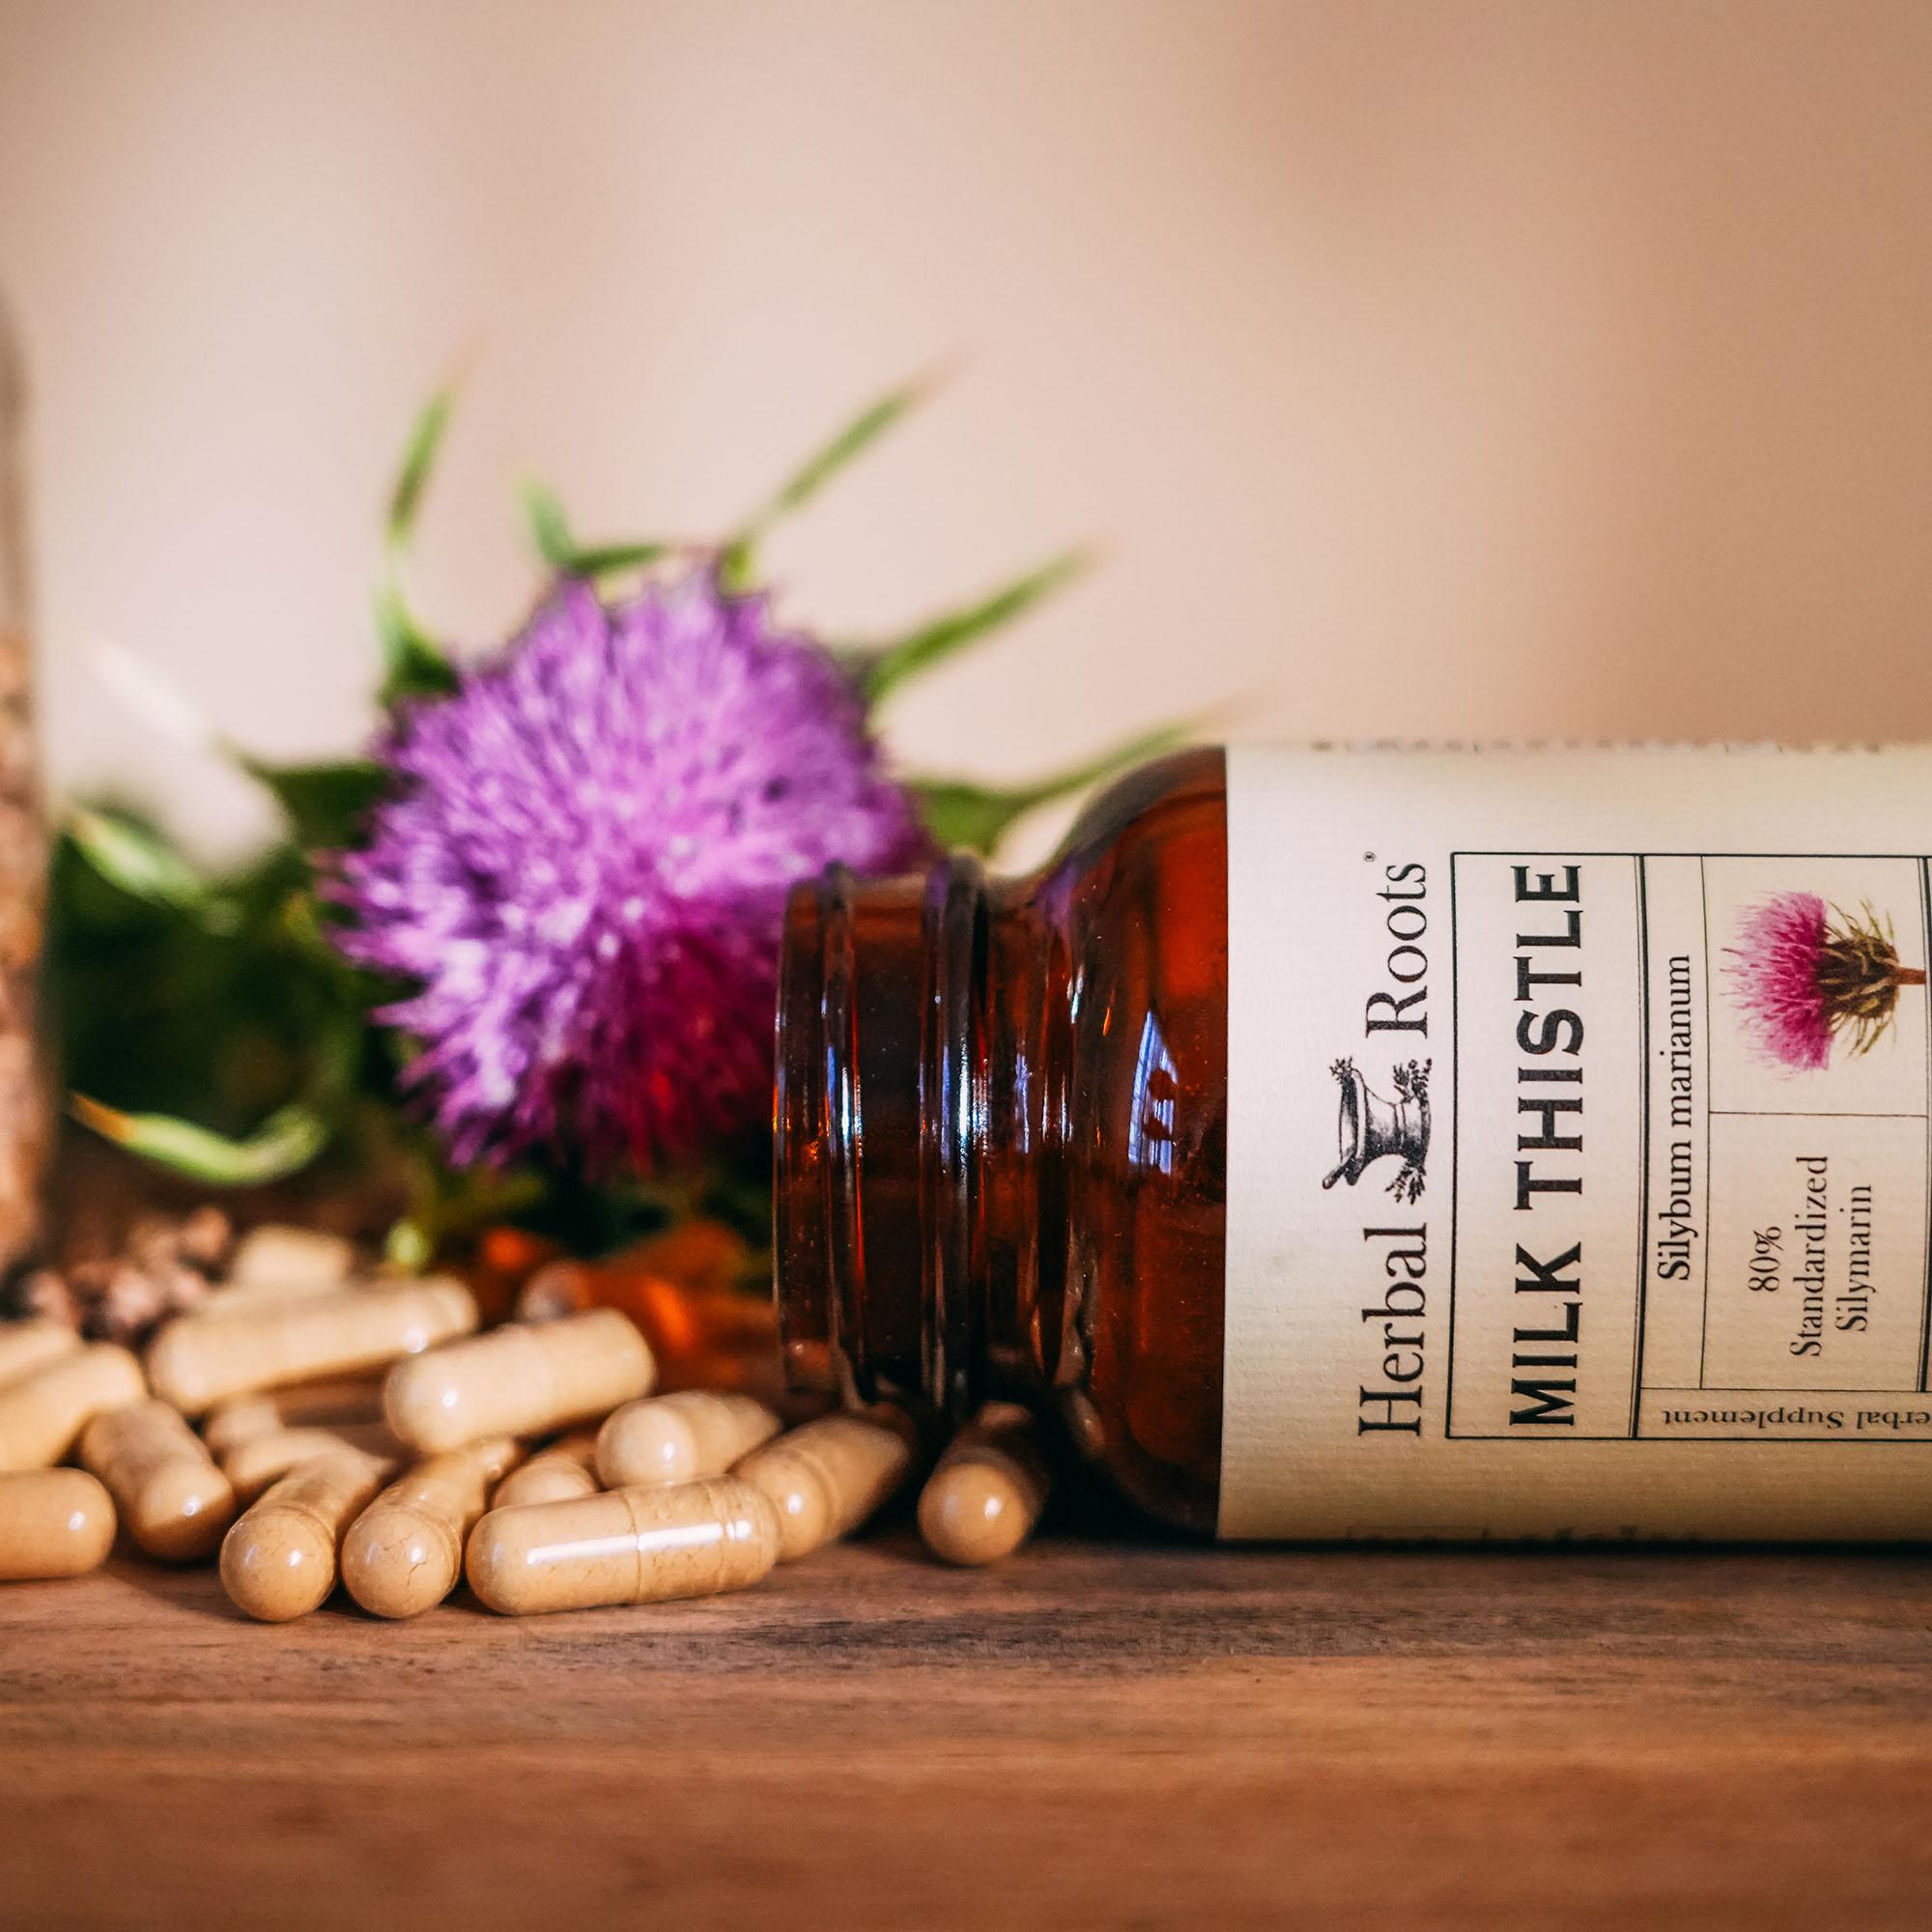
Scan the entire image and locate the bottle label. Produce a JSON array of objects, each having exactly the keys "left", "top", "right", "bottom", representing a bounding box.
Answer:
[{"left": 1221, "top": 745, "right": 1932, "bottom": 1538}]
